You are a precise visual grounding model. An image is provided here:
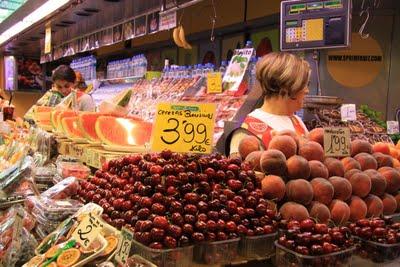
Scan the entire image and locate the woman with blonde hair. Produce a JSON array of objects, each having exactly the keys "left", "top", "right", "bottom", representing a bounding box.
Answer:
[{"left": 229, "top": 52, "right": 310, "bottom": 156}]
